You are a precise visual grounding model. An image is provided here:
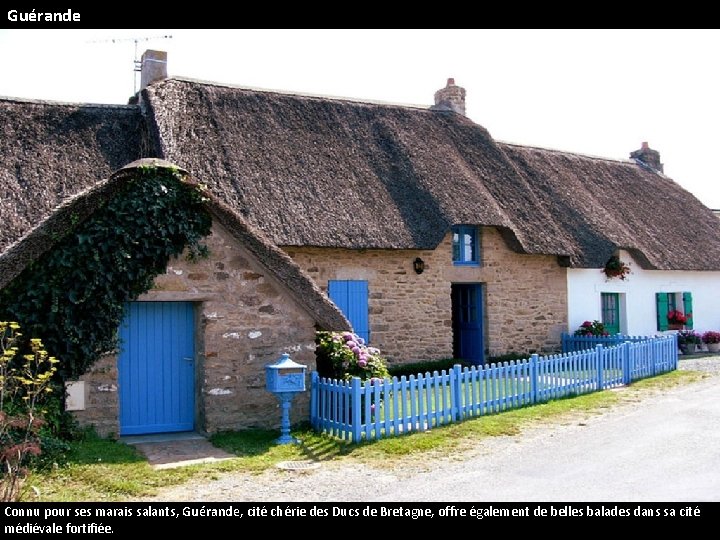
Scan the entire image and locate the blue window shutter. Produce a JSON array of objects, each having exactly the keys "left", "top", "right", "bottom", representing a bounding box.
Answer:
[
  {"left": 656, "top": 293, "right": 669, "bottom": 331},
  {"left": 328, "top": 280, "right": 370, "bottom": 343},
  {"left": 683, "top": 292, "right": 693, "bottom": 330},
  {"left": 347, "top": 281, "right": 369, "bottom": 343}
]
